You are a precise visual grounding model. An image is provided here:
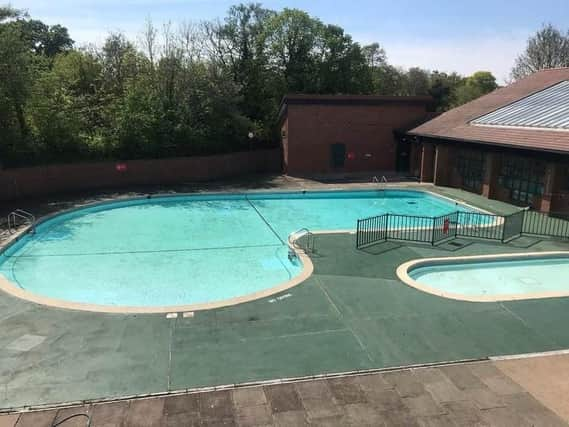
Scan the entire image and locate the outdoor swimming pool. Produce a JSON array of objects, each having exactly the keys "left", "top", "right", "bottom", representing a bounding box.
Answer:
[
  {"left": 401, "top": 253, "right": 569, "bottom": 301},
  {"left": 0, "top": 190, "right": 476, "bottom": 311}
]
